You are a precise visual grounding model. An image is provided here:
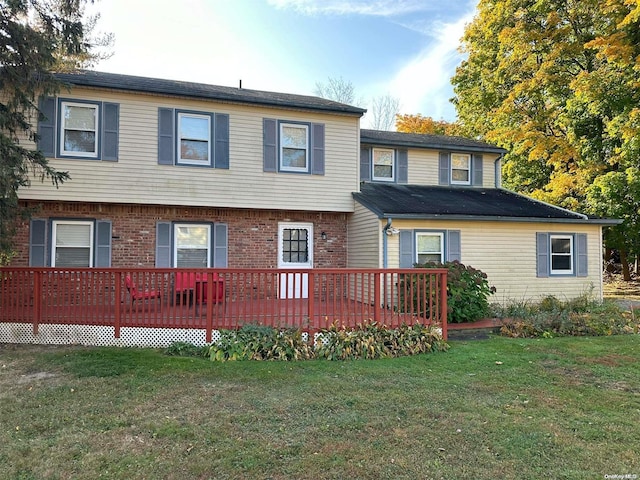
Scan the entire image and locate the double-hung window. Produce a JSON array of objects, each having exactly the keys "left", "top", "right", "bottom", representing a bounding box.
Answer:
[
  {"left": 178, "top": 113, "right": 211, "bottom": 165},
  {"left": 416, "top": 232, "right": 444, "bottom": 264},
  {"left": 174, "top": 224, "right": 211, "bottom": 268},
  {"left": 60, "top": 101, "right": 99, "bottom": 158},
  {"left": 550, "top": 234, "right": 573, "bottom": 275},
  {"left": 280, "top": 123, "right": 309, "bottom": 172},
  {"left": 451, "top": 153, "right": 471, "bottom": 185},
  {"left": 51, "top": 220, "right": 94, "bottom": 267},
  {"left": 372, "top": 148, "right": 395, "bottom": 181}
]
